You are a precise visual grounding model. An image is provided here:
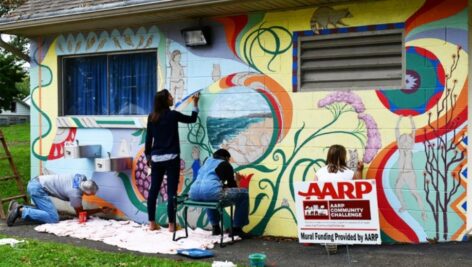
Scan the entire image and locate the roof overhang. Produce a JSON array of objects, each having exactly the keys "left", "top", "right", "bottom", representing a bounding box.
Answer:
[{"left": 0, "top": 0, "right": 364, "bottom": 37}]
